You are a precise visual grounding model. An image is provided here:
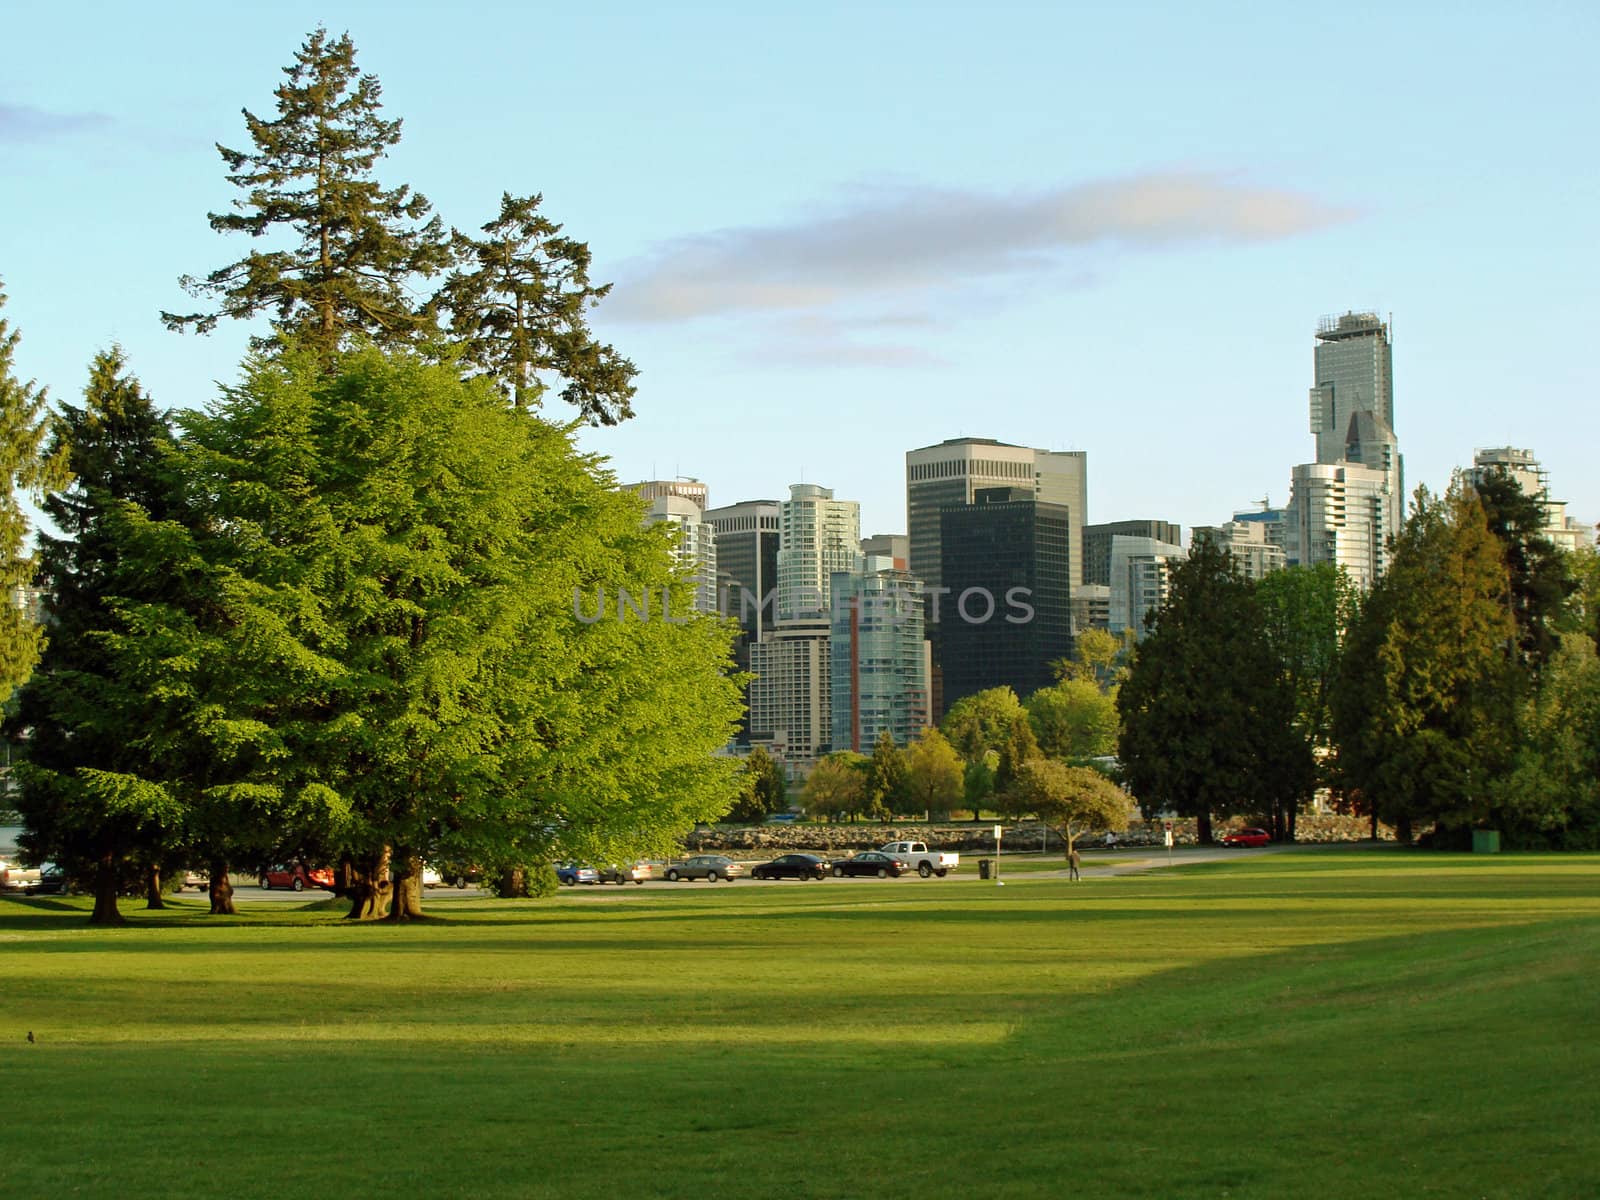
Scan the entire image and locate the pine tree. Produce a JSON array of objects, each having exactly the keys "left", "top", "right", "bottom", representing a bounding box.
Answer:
[
  {"left": 0, "top": 280, "right": 69, "bottom": 702},
  {"left": 163, "top": 28, "right": 449, "bottom": 361},
  {"left": 434, "top": 193, "right": 638, "bottom": 424}
]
